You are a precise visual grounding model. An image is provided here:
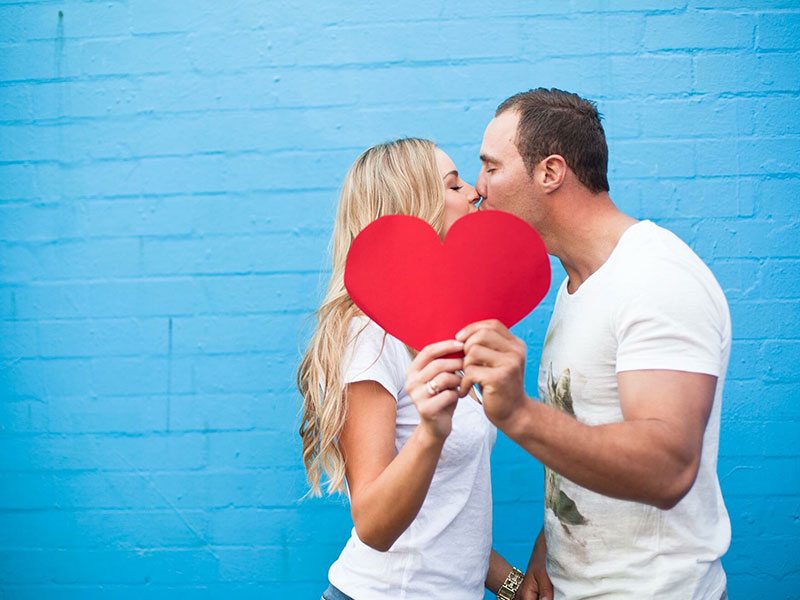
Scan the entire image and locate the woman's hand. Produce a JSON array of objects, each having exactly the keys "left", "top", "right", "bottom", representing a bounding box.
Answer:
[{"left": 405, "top": 339, "right": 466, "bottom": 440}]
